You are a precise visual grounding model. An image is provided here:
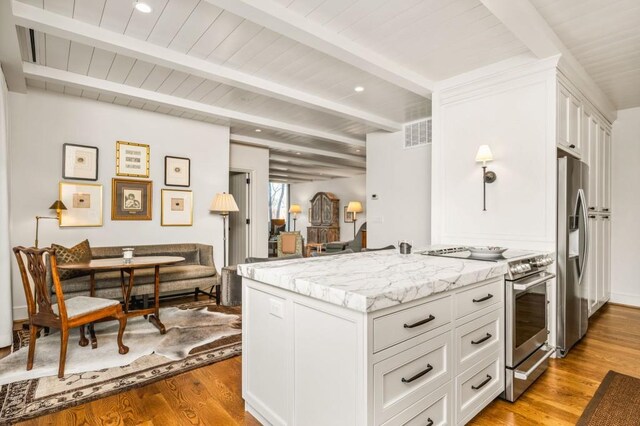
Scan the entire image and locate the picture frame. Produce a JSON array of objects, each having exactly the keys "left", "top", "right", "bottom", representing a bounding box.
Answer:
[
  {"left": 344, "top": 206, "right": 355, "bottom": 223},
  {"left": 161, "top": 189, "right": 193, "bottom": 226},
  {"left": 62, "top": 143, "right": 99, "bottom": 181},
  {"left": 111, "top": 178, "right": 152, "bottom": 220},
  {"left": 59, "top": 182, "right": 103, "bottom": 227},
  {"left": 164, "top": 156, "right": 190, "bottom": 187},
  {"left": 116, "top": 141, "right": 150, "bottom": 178}
]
